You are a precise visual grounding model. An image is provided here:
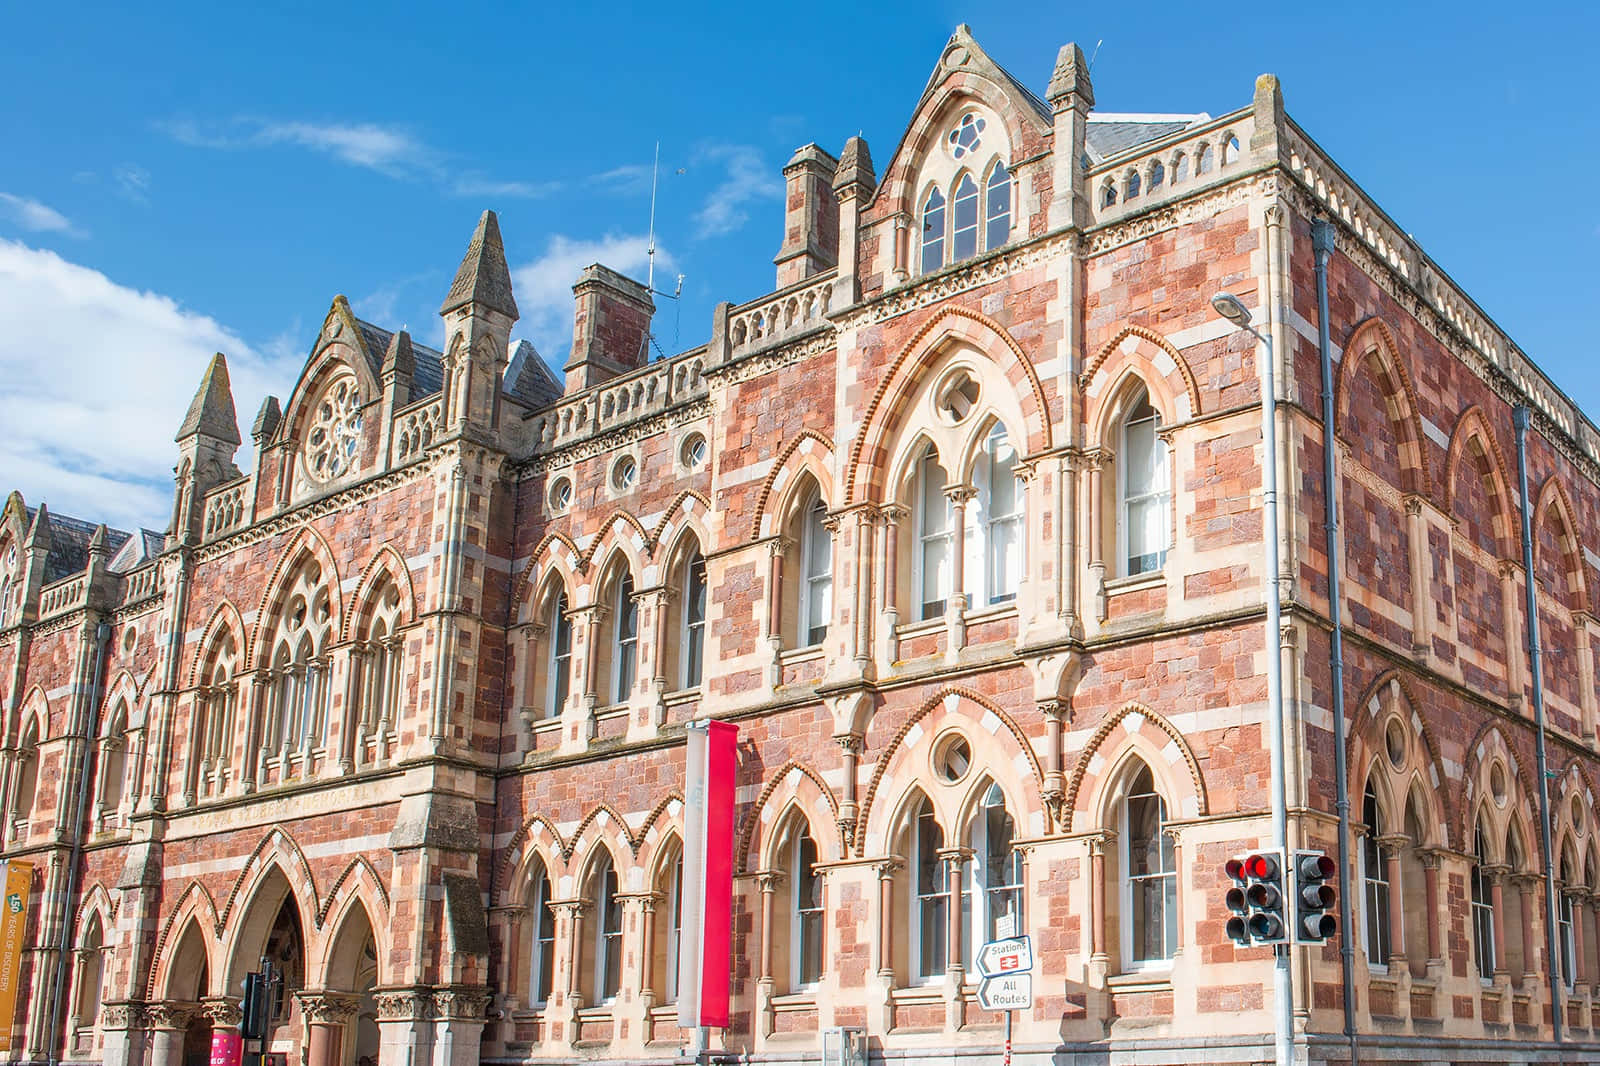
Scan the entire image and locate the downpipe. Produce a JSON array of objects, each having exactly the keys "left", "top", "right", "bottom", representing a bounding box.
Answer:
[
  {"left": 1513, "top": 404, "right": 1564, "bottom": 1044},
  {"left": 1312, "top": 218, "right": 1359, "bottom": 1066},
  {"left": 46, "top": 620, "right": 111, "bottom": 1066}
]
